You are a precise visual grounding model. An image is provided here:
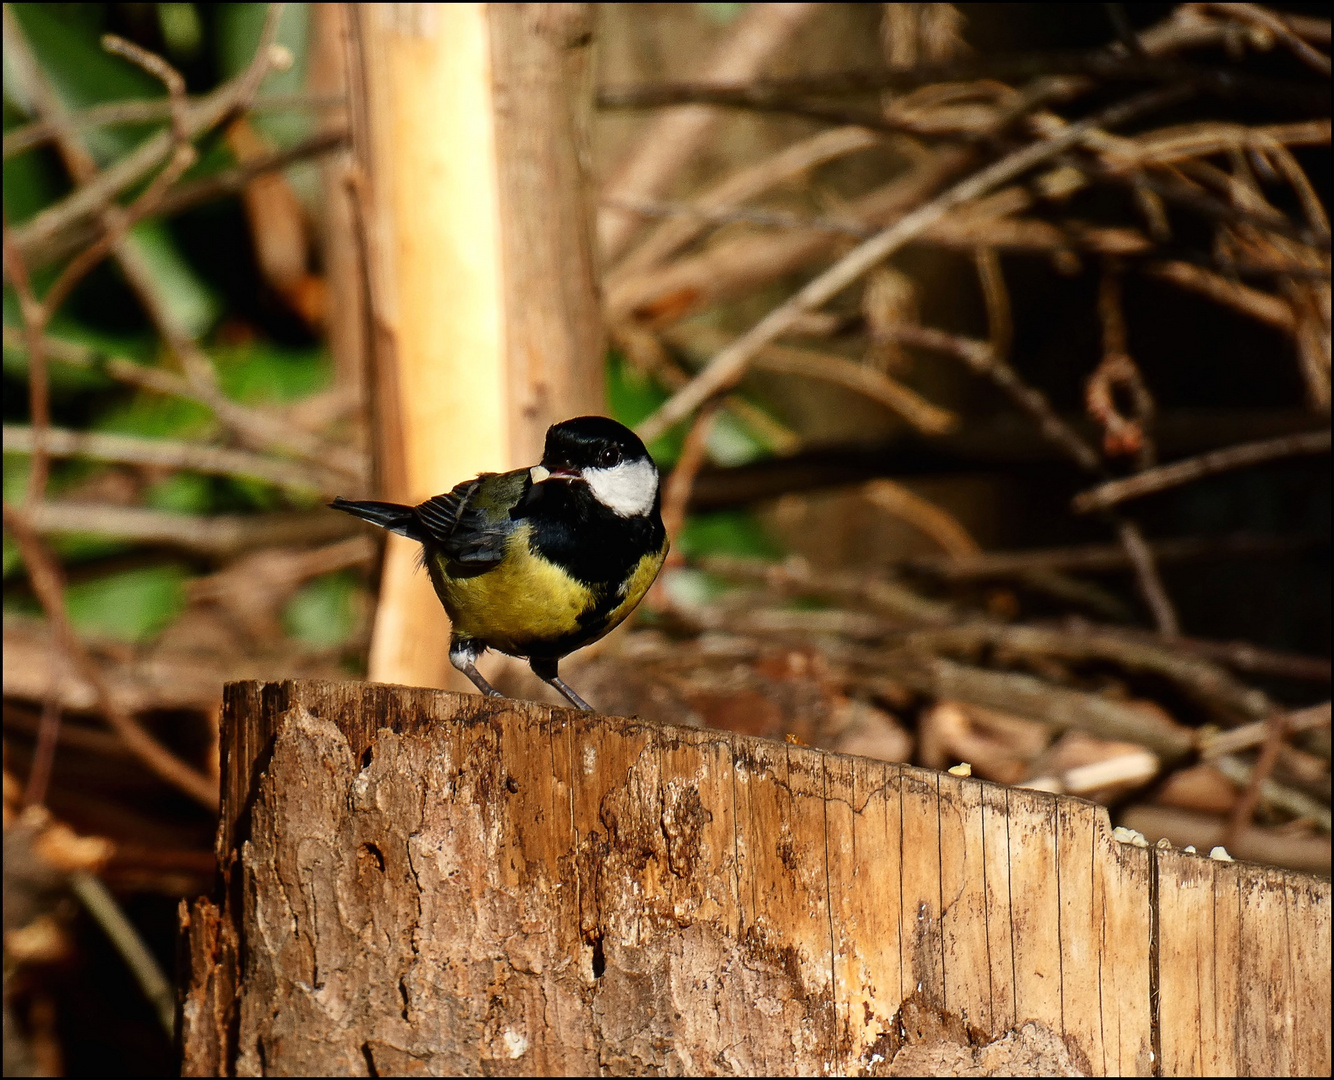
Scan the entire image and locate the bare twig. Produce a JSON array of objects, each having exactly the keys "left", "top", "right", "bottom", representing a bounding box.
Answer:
[
  {"left": 25, "top": 127, "right": 349, "bottom": 272},
  {"left": 881, "top": 323, "right": 1104, "bottom": 470},
  {"left": 2, "top": 424, "right": 342, "bottom": 494},
  {"left": 1073, "top": 428, "right": 1331, "bottom": 512},
  {"left": 902, "top": 620, "right": 1271, "bottom": 723},
  {"left": 1204, "top": 2, "right": 1332, "bottom": 76},
  {"left": 10, "top": 3, "right": 285, "bottom": 265},
  {"left": 1090, "top": 263, "right": 1156, "bottom": 465},
  {"left": 1218, "top": 735, "right": 1332, "bottom": 838},
  {"left": 974, "top": 247, "right": 1014, "bottom": 362},
  {"left": 20, "top": 502, "right": 358, "bottom": 557},
  {"left": 2, "top": 91, "right": 343, "bottom": 160},
  {"left": 1147, "top": 261, "right": 1298, "bottom": 330},
  {"left": 0, "top": 218, "right": 52, "bottom": 506},
  {"left": 871, "top": 651, "right": 1196, "bottom": 761},
  {"left": 636, "top": 86, "right": 1192, "bottom": 444},
  {"left": 907, "top": 531, "right": 1323, "bottom": 580},
  {"left": 667, "top": 324, "right": 958, "bottom": 436},
  {"left": 1116, "top": 519, "right": 1180, "bottom": 636},
  {"left": 602, "top": 195, "right": 877, "bottom": 241},
  {"left": 874, "top": 320, "right": 1181, "bottom": 632},
  {"left": 2, "top": 329, "right": 367, "bottom": 482},
  {"left": 610, "top": 126, "right": 881, "bottom": 280},
  {"left": 864, "top": 479, "right": 980, "bottom": 559},
  {"left": 1202, "top": 702, "right": 1331, "bottom": 757},
  {"left": 1, "top": 503, "right": 218, "bottom": 809},
  {"left": 70, "top": 871, "right": 175, "bottom": 1036},
  {"left": 659, "top": 402, "right": 723, "bottom": 555},
  {"left": 21, "top": 664, "right": 63, "bottom": 808},
  {"left": 599, "top": 2, "right": 824, "bottom": 262}
]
